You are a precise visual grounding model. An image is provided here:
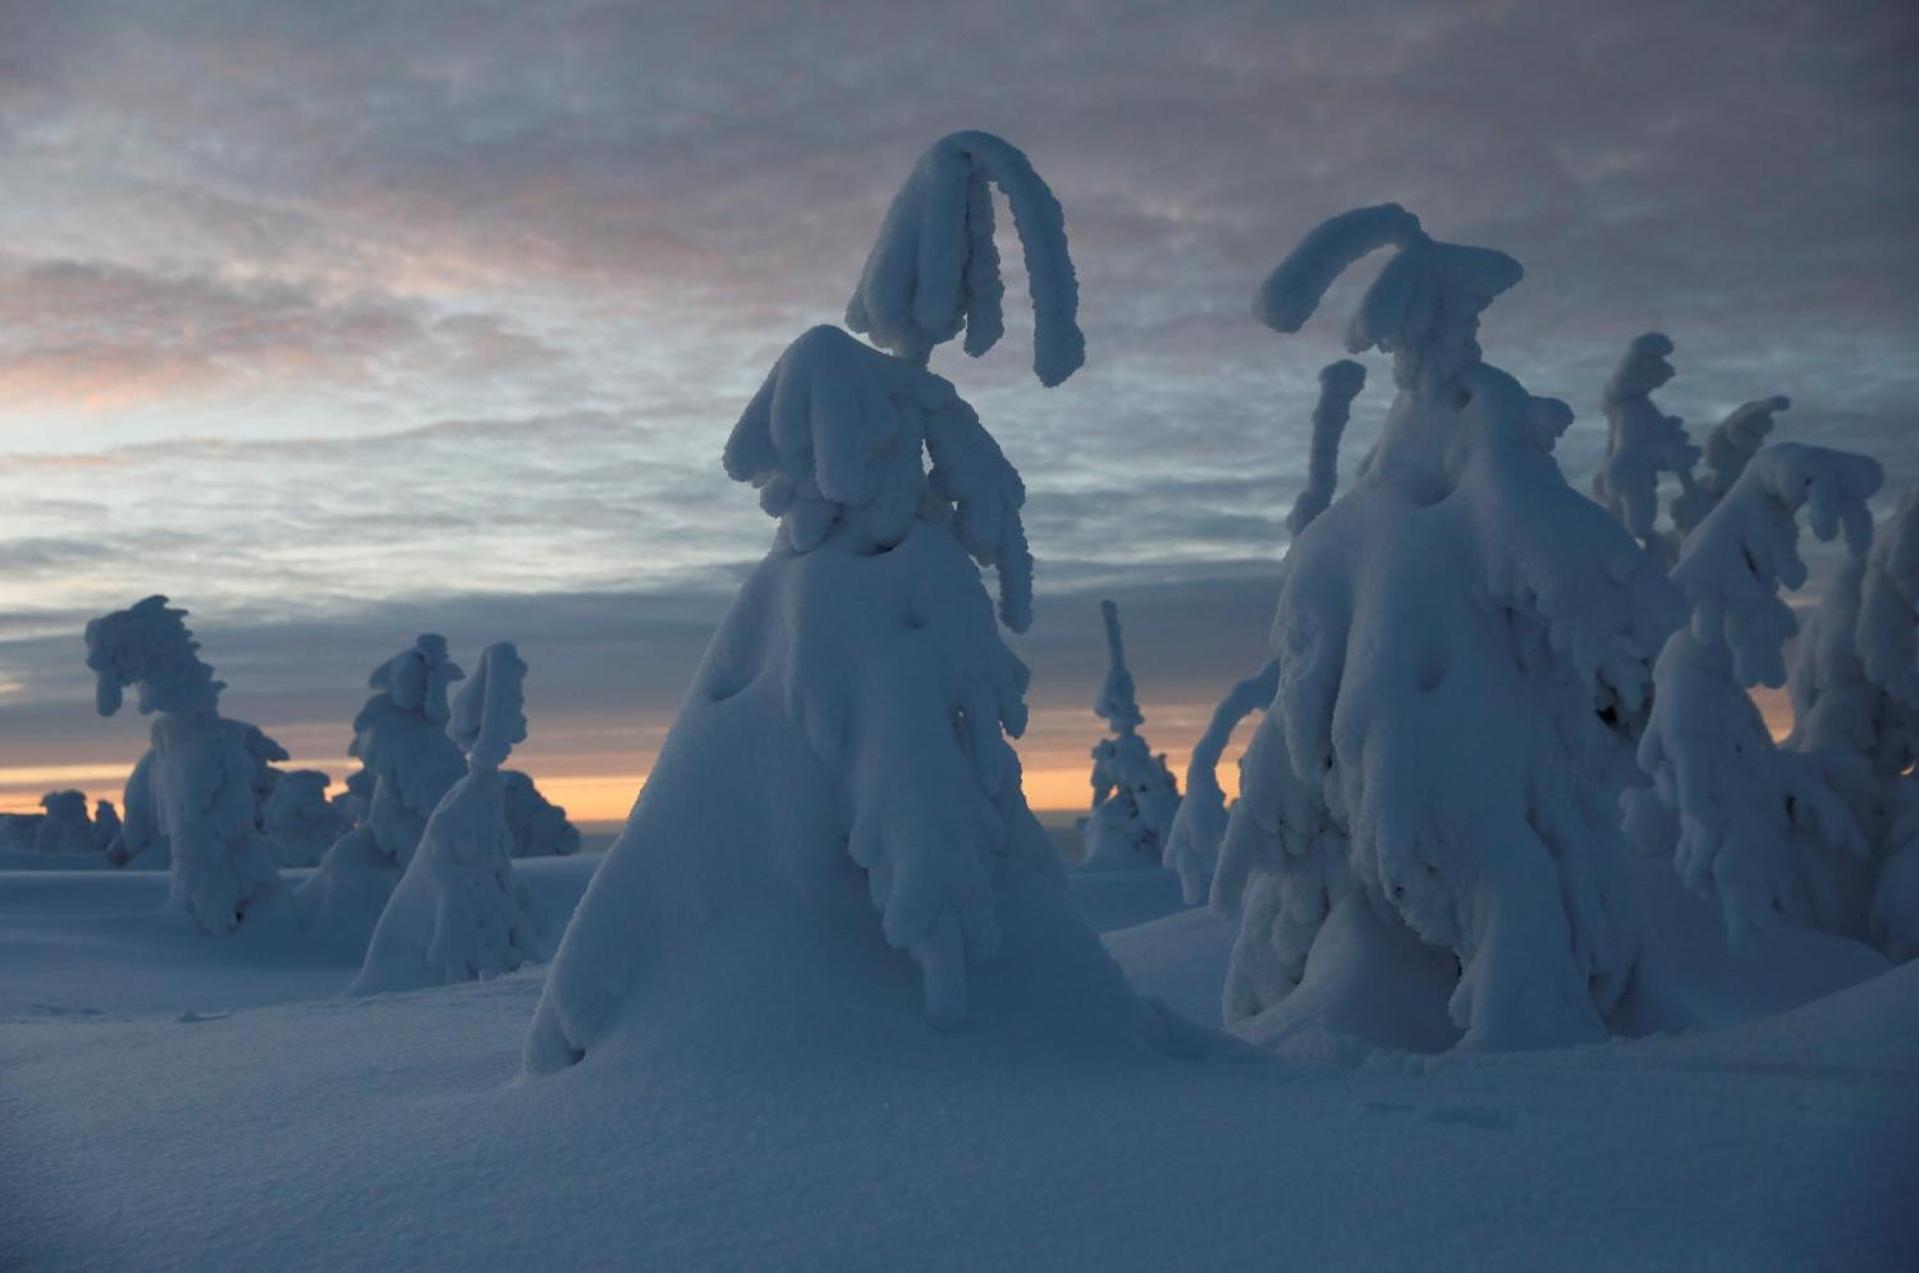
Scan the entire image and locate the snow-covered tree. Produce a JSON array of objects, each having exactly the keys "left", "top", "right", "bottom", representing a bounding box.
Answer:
[
  {"left": 262, "top": 769, "right": 343, "bottom": 868},
  {"left": 92, "top": 800, "right": 120, "bottom": 852},
  {"left": 351, "top": 643, "right": 544, "bottom": 994},
  {"left": 1593, "top": 333, "right": 1699, "bottom": 567},
  {"left": 1672, "top": 395, "right": 1792, "bottom": 539},
  {"left": 85, "top": 596, "right": 283, "bottom": 933},
  {"left": 1079, "top": 600, "right": 1180, "bottom": 870},
  {"left": 298, "top": 635, "right": 468, "bottom": 941},
  {"left": 526, "top": 132, "right": 1174, "bottom": 1074},
  {"left": 33, "top": 790, "right": 93, "bottom": 854},
  {"left": 501, "top": 770, "right": 580, "bottom": 858},
  {"left": 1215, "top": 205, "right": 1690, "bottom": 1053},
  {"left": 1628, "top": 443, "right": 1884, "bottom": 951}
]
